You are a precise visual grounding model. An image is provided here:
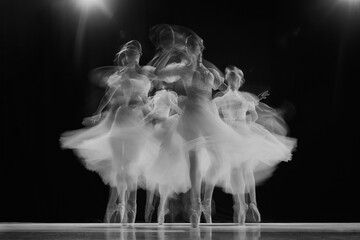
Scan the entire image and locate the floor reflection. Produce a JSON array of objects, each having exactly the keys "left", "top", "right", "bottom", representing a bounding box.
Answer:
[
  {"left": 1, "top": 223, "right": 360, "bottom": 240},
  {"left": 103, "top": 225, "right": 261, "bottom": 240}
]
